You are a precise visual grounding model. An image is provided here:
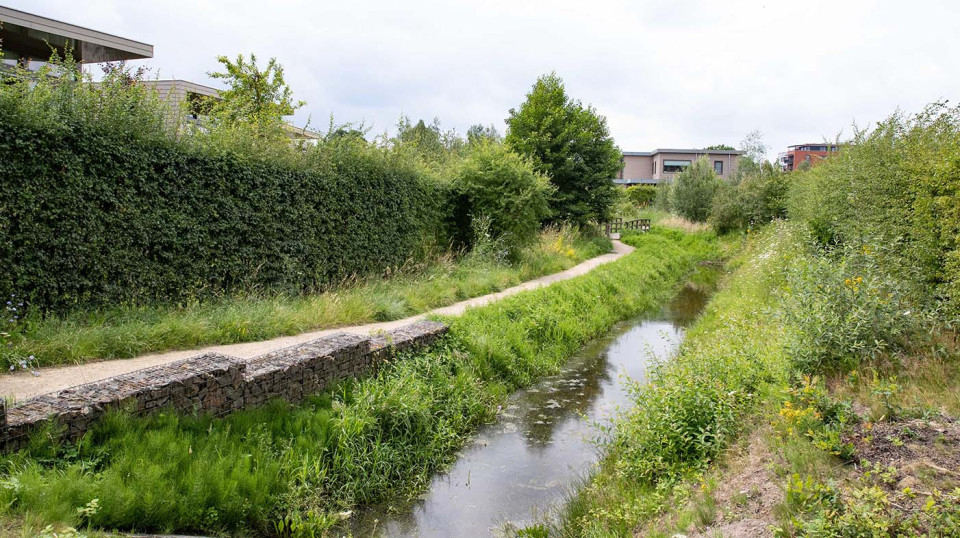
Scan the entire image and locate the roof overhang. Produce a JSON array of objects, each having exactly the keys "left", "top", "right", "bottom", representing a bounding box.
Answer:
[
  {"left": 0, "top": 6, "right": 152, "bottom": 63},
  {"left": 622, "top": 148, "right": 744, "bottom": 157}
]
